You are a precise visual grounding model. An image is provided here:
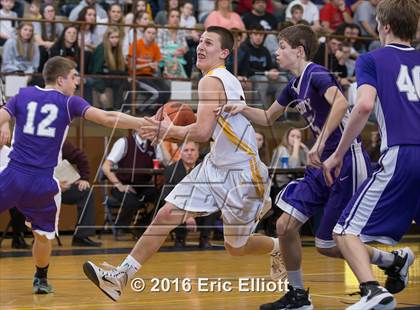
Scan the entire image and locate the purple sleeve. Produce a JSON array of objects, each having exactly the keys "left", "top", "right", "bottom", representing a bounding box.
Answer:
[
  {"left": 355, "top": 53, "right": 377, "bottom": 89},
  {"left": 311, "top": 67, "right": 339, "bottom": 96},
  {"left": 3, "top": 95, "right": 17, "bottom": 118},
  {"left": 67, "top": 96, "right": 91, "bottom": 120},
  {"left": 276, "top": 80, "right": 295, "bottom": 107}
]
